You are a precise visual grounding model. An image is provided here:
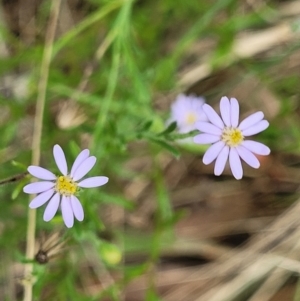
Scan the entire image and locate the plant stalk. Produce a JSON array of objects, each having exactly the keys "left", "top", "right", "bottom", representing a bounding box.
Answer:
[{"left": 23, "top": 1, "right": 61, "bottom": 300}]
